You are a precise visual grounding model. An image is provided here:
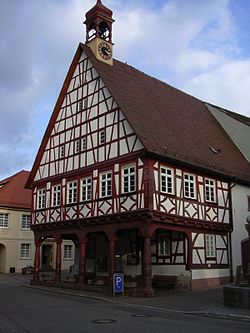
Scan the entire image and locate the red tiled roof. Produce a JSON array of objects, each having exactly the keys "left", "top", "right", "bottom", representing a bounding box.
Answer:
[
  {"left": 81, "top": 43, "right": 250, "bottom": 182},
  {"left": 26, "top": 44, "right": 250, "bottom": 187},
  {"left": 0, "top": 170, "right": 31, "bottom": 209}
]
